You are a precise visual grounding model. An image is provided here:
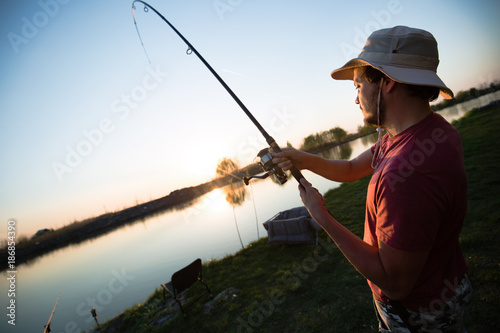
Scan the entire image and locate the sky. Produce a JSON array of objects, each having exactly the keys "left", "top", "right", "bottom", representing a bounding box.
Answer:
[{"left": 1, "top": 0, "right": 499, "bottom": 237}]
